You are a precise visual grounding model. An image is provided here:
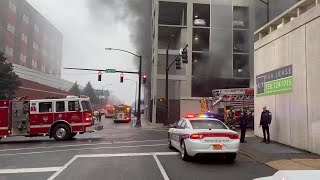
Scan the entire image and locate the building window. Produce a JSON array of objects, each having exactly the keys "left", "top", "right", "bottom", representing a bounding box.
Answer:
[
  {"left": 34, "top": 24, "right": 39, "bottom": 32},
  {"left": 159, "top": 1, "right": 187, "bottom": 26},
  {"left": 23, "top": 14, "right": 29, "bottom": 24},
  {"left": 21, "top": 33, "right": 28, "bottom": 44},
  {"left": 32, "top": 59, "right": 38, "bottom": 68},
  {"left": 7, "top": 24, "right": 15, "bottom": 34},
  {"left": 20, "top": 53, "right": 27, "bottom": 62},
  {"left": 5, "top": 46, "right": 13, "bottom": 56},
  {"left": 41, "top": 65, "right": 46, "bottom": 72},
  {"left": 33, "top": 42, "right": 39, "bottom": 50},
  {"left": 8, "top": 0, "right": 16, "bottom": 13}
]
